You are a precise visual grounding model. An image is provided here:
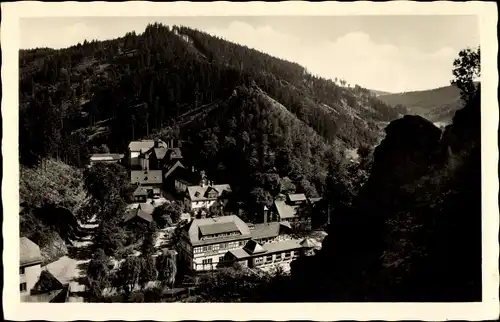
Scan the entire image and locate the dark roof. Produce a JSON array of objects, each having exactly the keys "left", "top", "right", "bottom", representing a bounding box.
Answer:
[
  {"left": 153, "top": 148, "right": 168, "bottom": 160},
  {"left": 243, "top": 239, "right": 266, "bottom": 254},
  {"left": 164, "top": 161, "right": 185, "bottom": 179},
  {"left": 32, "top": 270, "right": 64, "bottom": 294},
  {"left": 185, "top": 215, "right": 251, "bottom": 246},
  {"left": 262, "top": 239, "right": 304, "bottom": 253},
  {"left": 187, "top": 184, "right": 232, "bottom": 202},
  {"left": 124, "top": 203, "right": 154, "bottom": 223},
  {"left": 131, "top": 170, "right": 162, "bottom": 185},
  {"left": 169, "top": 147, "right": 183, "bottom": 159},
  {"left": 133, "top": 187, "right": 148, "bottom": 196},
  {"left": 249, "top": 222, "right": 280, "bottom": 240},
  {"left": 300, "top": 237, "right": 320, "bottom": 248},
  {"left": 20, "top": 237, "right": 42, "bottom": 266},
  {"left": 199, "top": 222, "right": 239, "bottom": 236},
  {"left": 22, "top": 289, "right": 66, "bottom": 303}
]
